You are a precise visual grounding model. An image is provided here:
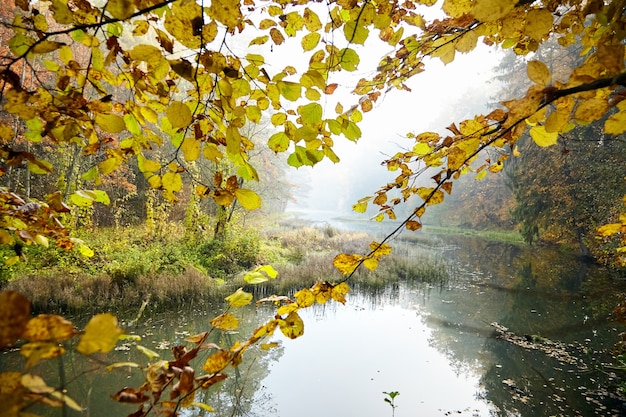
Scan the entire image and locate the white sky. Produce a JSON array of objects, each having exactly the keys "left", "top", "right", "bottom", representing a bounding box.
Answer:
[{"left": 287, "top": 43, "right": 504, "bottom": 215}]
